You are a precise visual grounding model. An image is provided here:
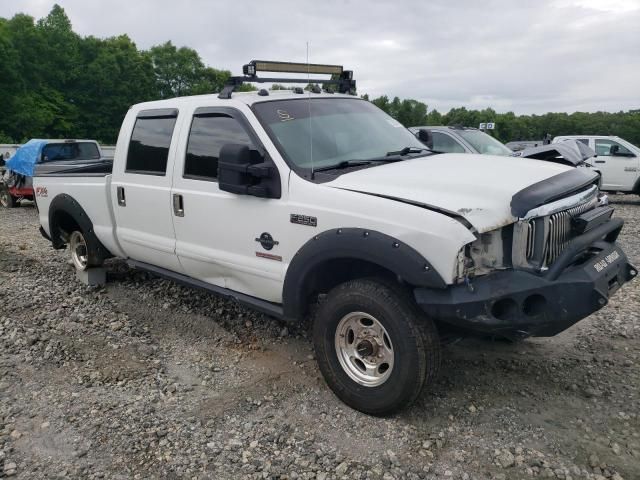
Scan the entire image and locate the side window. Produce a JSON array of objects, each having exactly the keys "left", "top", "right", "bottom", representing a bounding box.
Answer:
[
  {"left": 431, "top": 132, "right": 466, "bottom": 154},
  {"left": 595, "top": 139, "right": 632, "bottom": 156},
  {"left": 126, "top": 113, "right": 178, "bottom": 175},
  {"left": 184, "top": 114, "right": 254, "bottom": 181}
]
